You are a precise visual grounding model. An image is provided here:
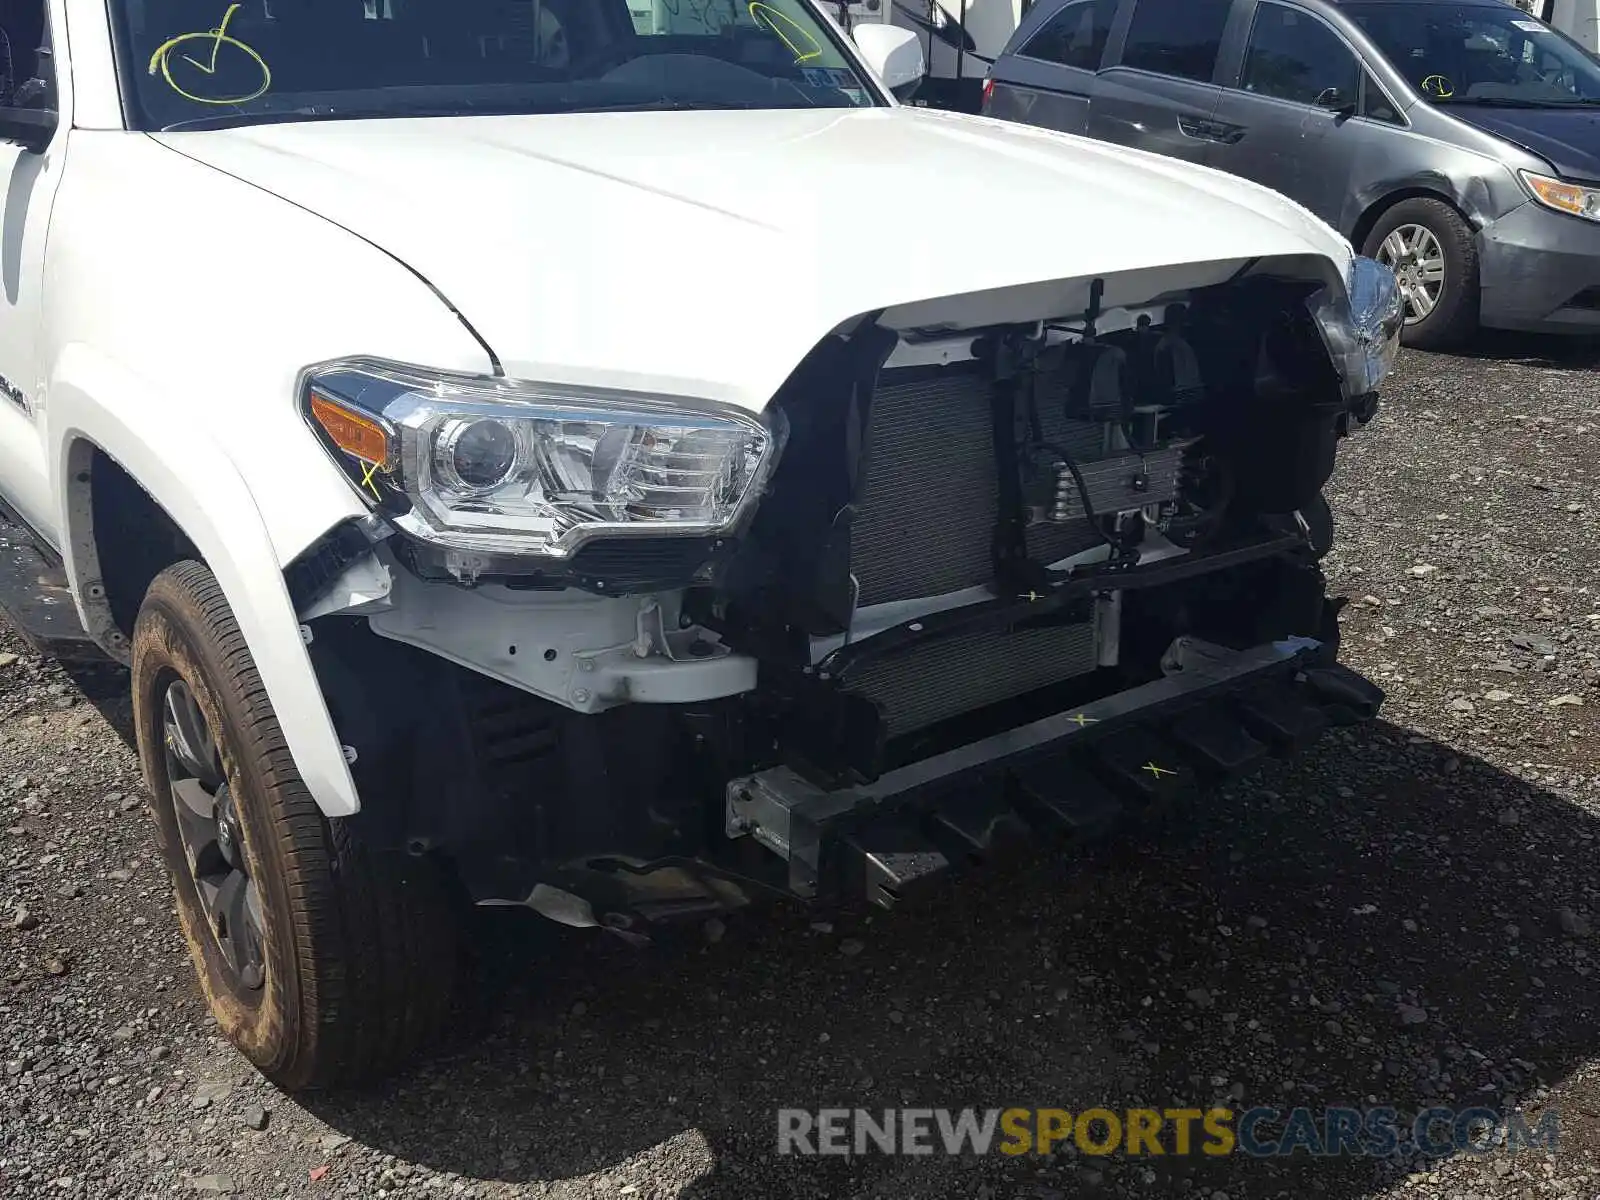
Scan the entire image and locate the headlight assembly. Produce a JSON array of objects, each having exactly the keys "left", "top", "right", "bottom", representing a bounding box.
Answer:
[
  {"left": 1521, "top": 170, "right": 1600, "bottom": 223},
  {"left": 1308, "top": 255, "right": 1405, "bottom": 401},
  {"left": 303, "top": 359, "right": 782, "bottom": 561}
]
